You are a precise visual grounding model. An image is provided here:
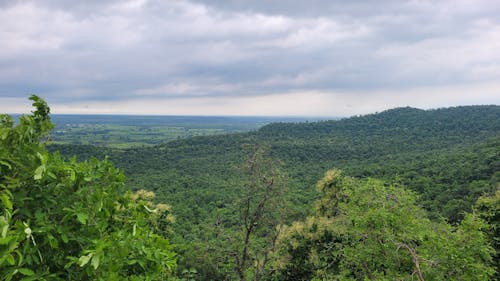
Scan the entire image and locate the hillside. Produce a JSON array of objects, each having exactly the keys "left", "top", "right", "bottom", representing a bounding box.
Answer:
[
  {"left": 49, "top": 105, "right": 500, "bottom": 278},
  {"left": 50, "top": 105, "right": 500, "bottom": 225}
]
